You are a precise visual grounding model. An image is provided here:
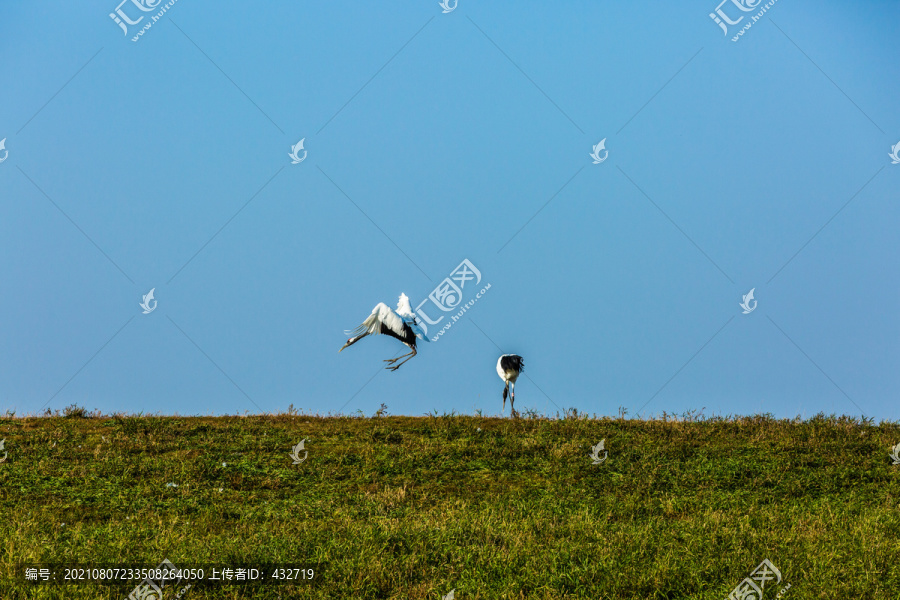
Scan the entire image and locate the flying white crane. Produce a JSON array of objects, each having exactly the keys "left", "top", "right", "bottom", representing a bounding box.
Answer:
[
  {"left": 339, "top": 293, "right": 428, "bottom": 371},
  {"left": 496, "top": 354, "right": 524, "bottom": 417}
]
